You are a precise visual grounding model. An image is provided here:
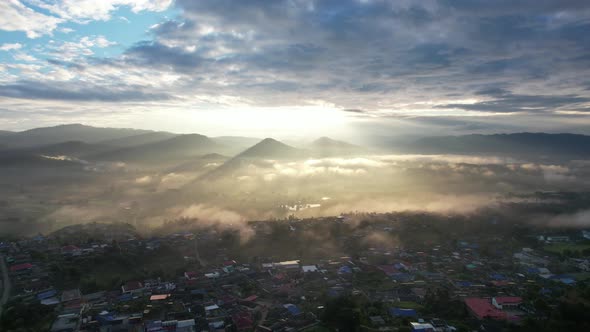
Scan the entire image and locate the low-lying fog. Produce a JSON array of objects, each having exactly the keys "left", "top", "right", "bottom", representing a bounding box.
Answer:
[{"left": 2, "top": 152, "right": 589, "bottom": 237}]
